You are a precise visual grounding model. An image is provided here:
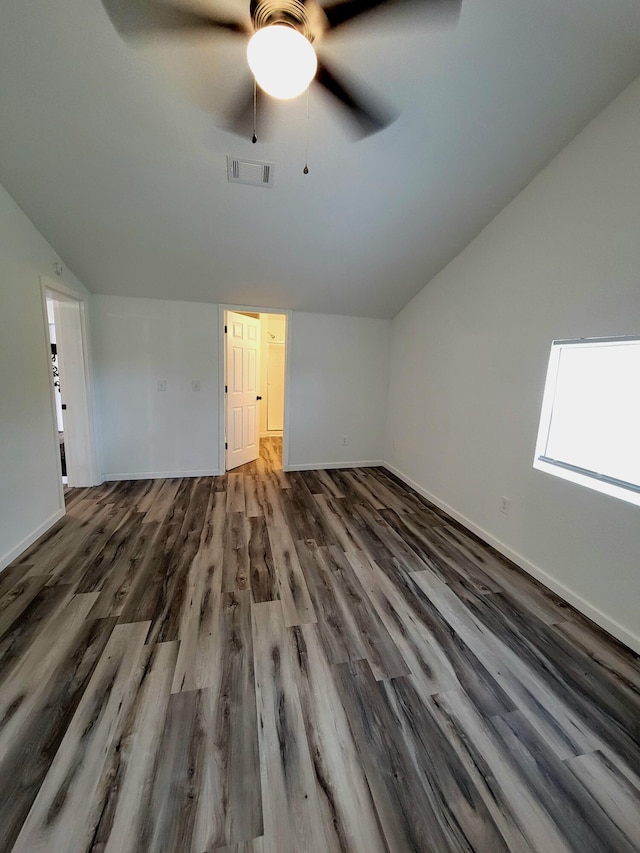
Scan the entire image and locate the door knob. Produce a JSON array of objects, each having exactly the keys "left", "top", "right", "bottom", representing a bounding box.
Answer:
[{"left": 256, "top": 395, "right": 262, "bottom": 400}]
